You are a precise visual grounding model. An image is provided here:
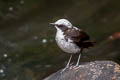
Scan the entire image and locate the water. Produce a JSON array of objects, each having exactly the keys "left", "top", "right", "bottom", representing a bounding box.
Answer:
[{"left": 0, "top": 0, "right": 120, "bottom": 80}]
